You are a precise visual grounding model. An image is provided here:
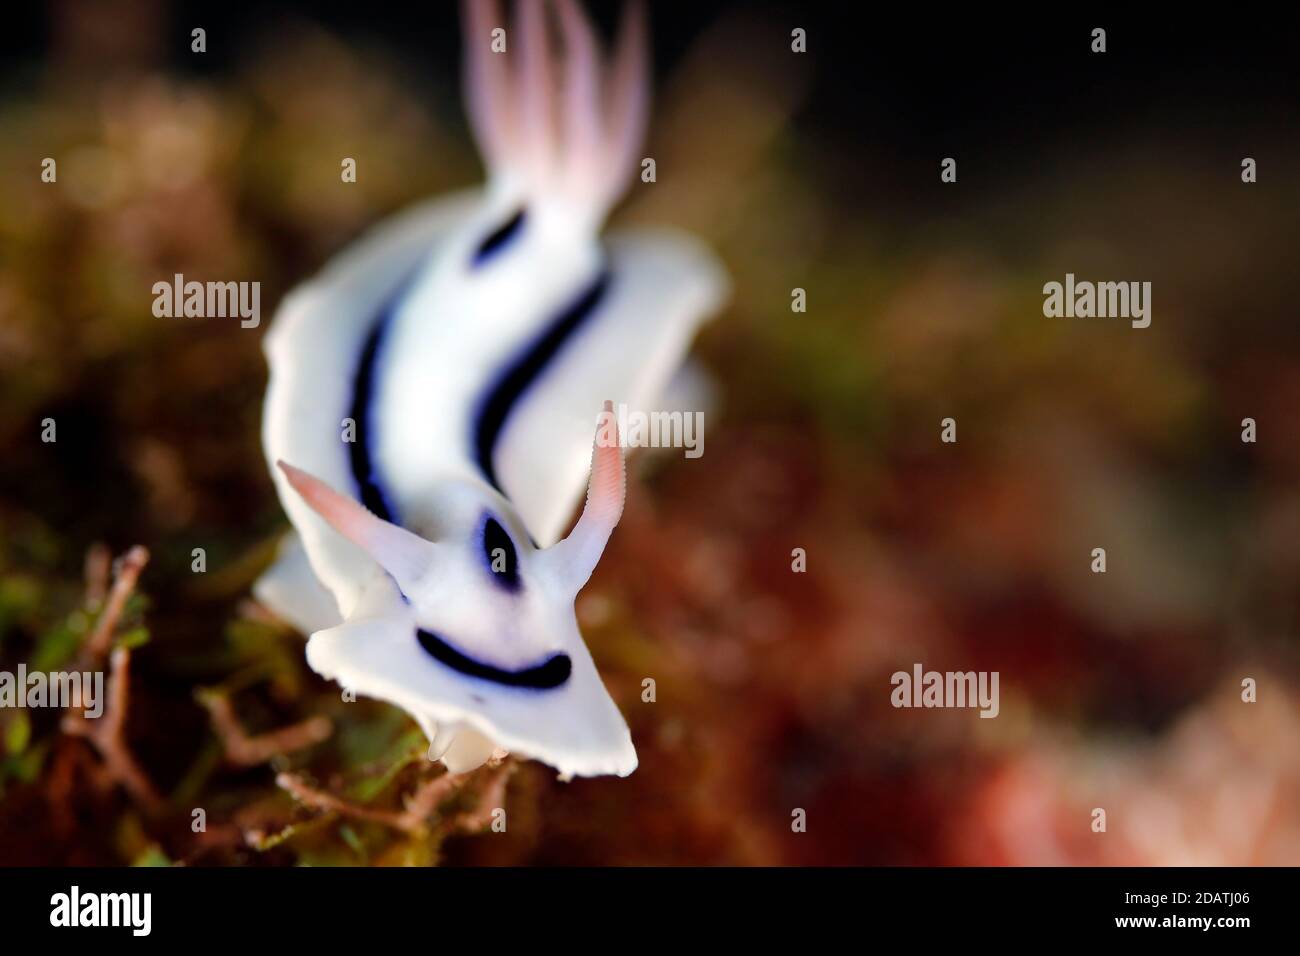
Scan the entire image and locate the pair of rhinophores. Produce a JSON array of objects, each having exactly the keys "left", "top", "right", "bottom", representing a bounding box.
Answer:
[{"left": 256, "top": 0, "right": 728, "bottom": 777}]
